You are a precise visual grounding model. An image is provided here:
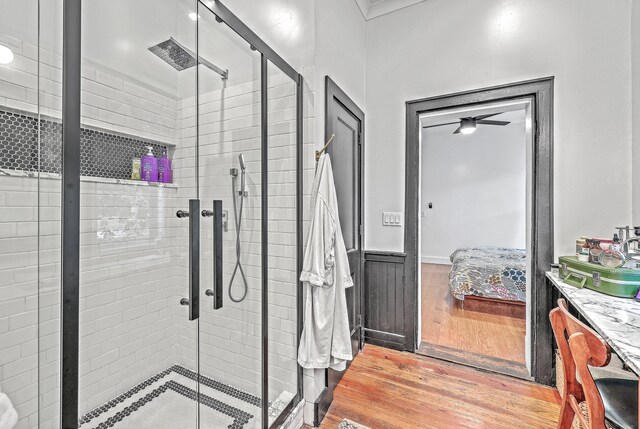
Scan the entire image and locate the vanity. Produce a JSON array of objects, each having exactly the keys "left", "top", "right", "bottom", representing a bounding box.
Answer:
[{"left": 547, "top": 271, "right": 639, "bottom": 428}]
